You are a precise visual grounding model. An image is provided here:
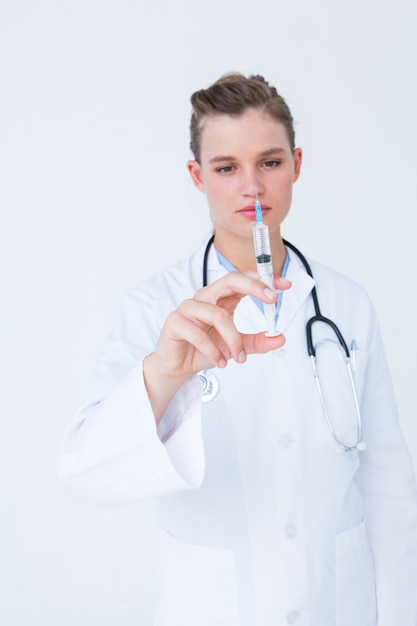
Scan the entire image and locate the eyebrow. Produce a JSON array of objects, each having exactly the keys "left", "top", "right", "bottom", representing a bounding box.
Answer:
[
  {"left": 259, "top": 148, "right": 286, "bottom": 157},
  {"left": 208, "top": 147, "right": 286, "bottom": 165}
]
